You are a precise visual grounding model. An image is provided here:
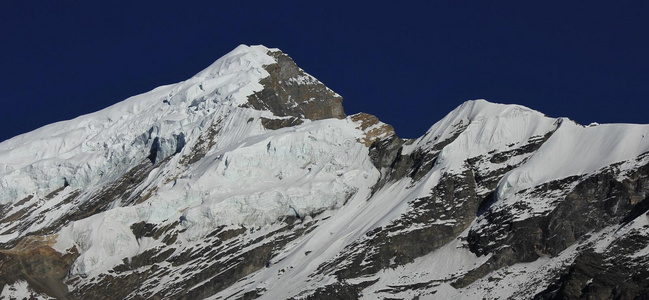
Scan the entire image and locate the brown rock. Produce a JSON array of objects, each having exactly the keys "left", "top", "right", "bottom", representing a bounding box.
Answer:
[
  {"left": 350, "top": 112, "right": 396, "bottom": 147},
  {"left": 0, "top": 235, "right": 78, "bottom": 299},
  {"left": 247, "top": 50, "right": 345, "bottom": 120}
]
